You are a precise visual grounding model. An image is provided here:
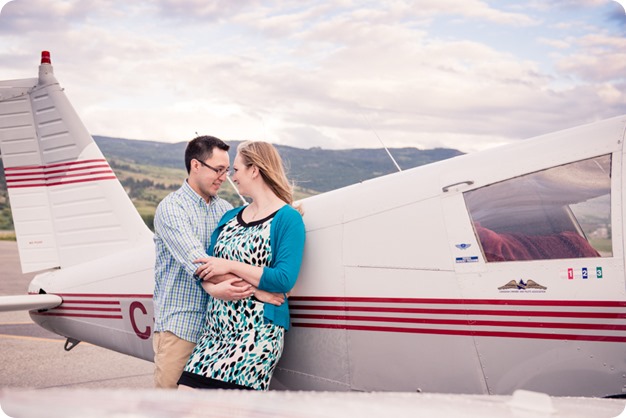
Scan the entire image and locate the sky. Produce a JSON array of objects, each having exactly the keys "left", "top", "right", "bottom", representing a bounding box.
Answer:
[{"left": 0, "top": 0, "right": 625, "bottom": 153}]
